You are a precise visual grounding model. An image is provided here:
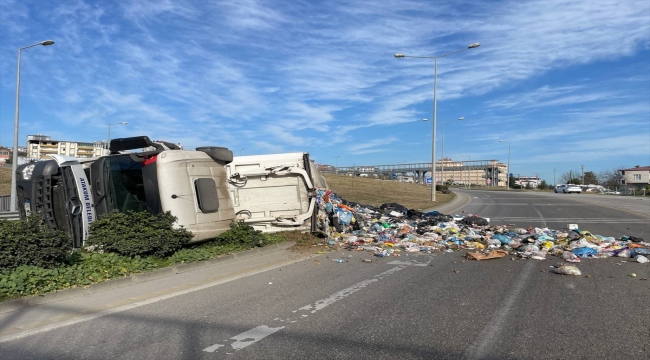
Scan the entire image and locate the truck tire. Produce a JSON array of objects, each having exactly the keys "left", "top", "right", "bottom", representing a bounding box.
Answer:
[{"left": 196, "top": 147, "right": 233, "bottom": 164}]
